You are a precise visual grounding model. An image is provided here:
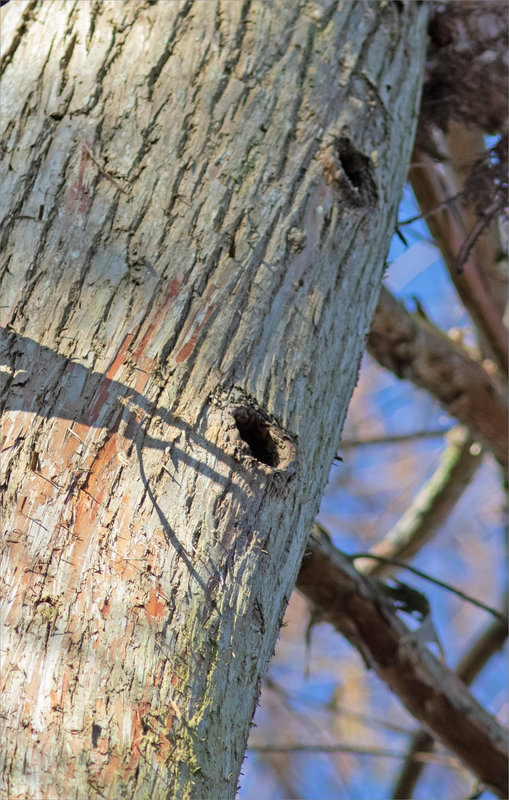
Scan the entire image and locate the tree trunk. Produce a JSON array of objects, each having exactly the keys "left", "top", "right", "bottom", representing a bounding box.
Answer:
[{"left": 0, "top": 2, "right": 428, "bottom": 798}]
